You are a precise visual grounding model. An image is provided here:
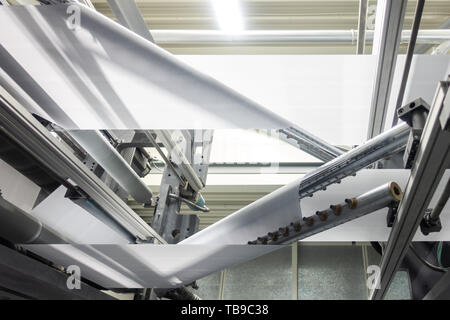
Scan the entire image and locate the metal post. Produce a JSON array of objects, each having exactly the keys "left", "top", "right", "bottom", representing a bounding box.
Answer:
[
  {"left": 367, "top": 0, "right": 407, "bottom": 138},
  {"left": 392, "top": 0, "right": 426, "bottom": 127},
  {"left": 357, "top": 0, "right": 368, "bottom": 54}
]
